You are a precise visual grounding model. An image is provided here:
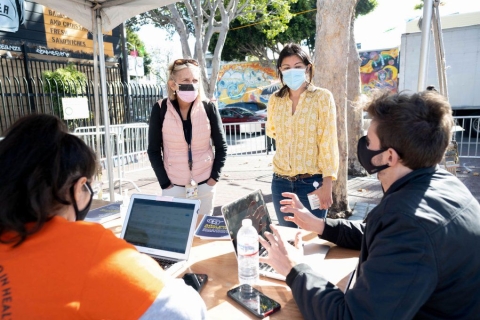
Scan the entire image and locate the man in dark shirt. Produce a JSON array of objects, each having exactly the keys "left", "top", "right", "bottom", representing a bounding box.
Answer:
[{"left": 260, "top": 90, "right": 480, "bottom": 319}]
